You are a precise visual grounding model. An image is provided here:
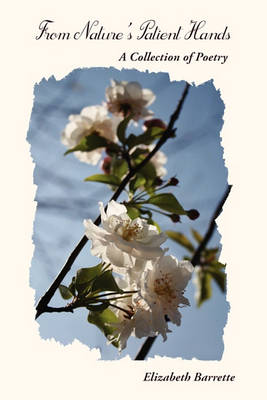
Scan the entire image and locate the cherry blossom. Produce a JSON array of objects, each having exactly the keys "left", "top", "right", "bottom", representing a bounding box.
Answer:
[
  {"left": 140, "top": 255, "right": 193, "bottom": 340},
  {"left": 105, "top": 80, "right": 155, "bottom": 121},
  {"left": 62, "top": 105, "right": 119, "bottom": 165},
  {"left": 84, "top": 200, "right": 167, "bottom": 268}
]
